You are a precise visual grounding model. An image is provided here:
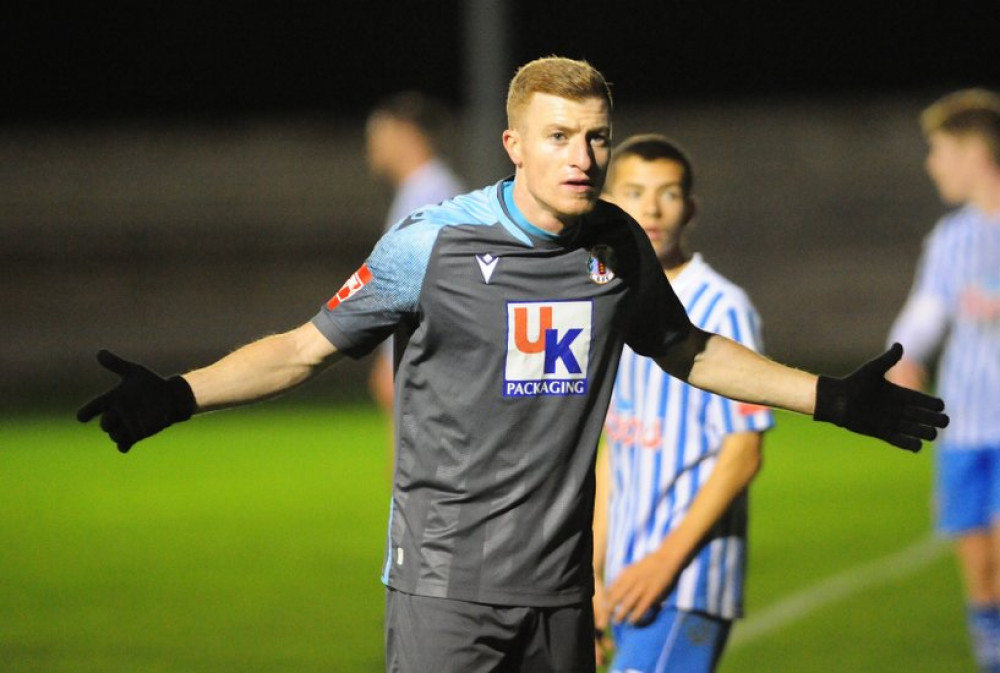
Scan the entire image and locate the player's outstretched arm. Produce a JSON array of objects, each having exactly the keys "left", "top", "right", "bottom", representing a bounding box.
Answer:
[
  {"left": 656, "top": 329, "right": 948, "bottom": 452},
  {"left": 183, "top": 322, "right": 341, "bottom": 412},
  {"left": 77, "top": 321, "right": 342, "bottom": 453},
  {"left": 656, "top": 328, "right": 816, "bottom": 414}
]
